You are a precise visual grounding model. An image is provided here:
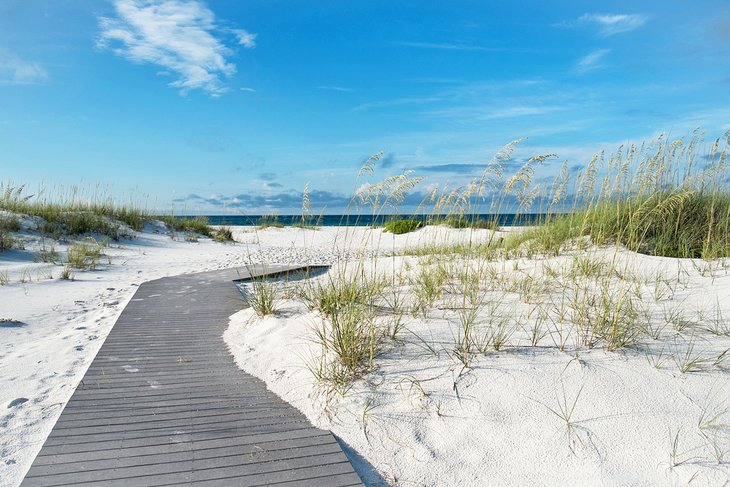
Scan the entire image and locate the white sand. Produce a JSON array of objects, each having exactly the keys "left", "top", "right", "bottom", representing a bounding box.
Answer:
[
  {"left": 0, "top": 220, "right": 252, "bottom": 487},
  {"left": 225, "top": 229, "right": 730, "bottom": 486},
  {"left": 3, "top": 222, "right": 730, "bottom": 486}
]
